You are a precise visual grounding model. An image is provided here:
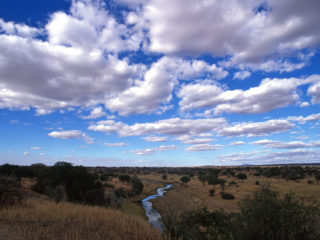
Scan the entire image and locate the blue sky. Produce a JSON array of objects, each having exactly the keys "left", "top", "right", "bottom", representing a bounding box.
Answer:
[{"left": 0, "top": 0, "right": 319, "bottom": 166}]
